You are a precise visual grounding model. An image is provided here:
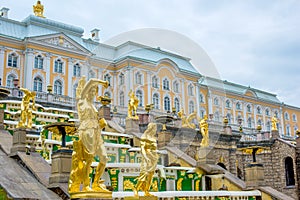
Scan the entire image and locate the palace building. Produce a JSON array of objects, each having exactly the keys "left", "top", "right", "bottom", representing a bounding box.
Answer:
[{"left": 0, "top": 2, "right": 300, "bottom": 200}]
